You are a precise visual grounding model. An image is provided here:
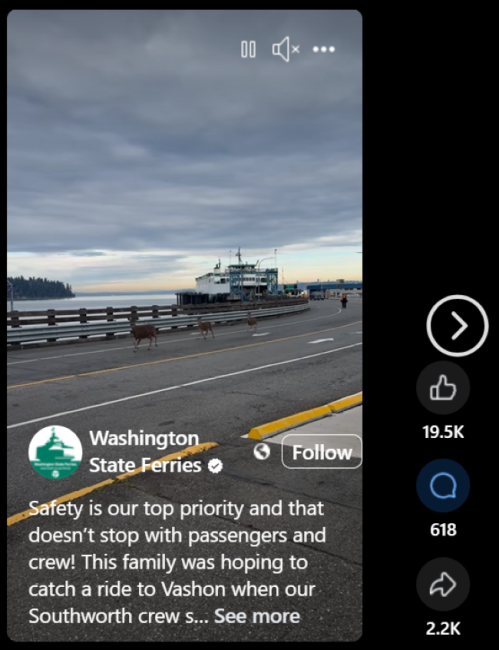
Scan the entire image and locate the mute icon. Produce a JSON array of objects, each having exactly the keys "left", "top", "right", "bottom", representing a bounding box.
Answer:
[{"left": 272, "top": 36, "right": 289, "bottom": 62}]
